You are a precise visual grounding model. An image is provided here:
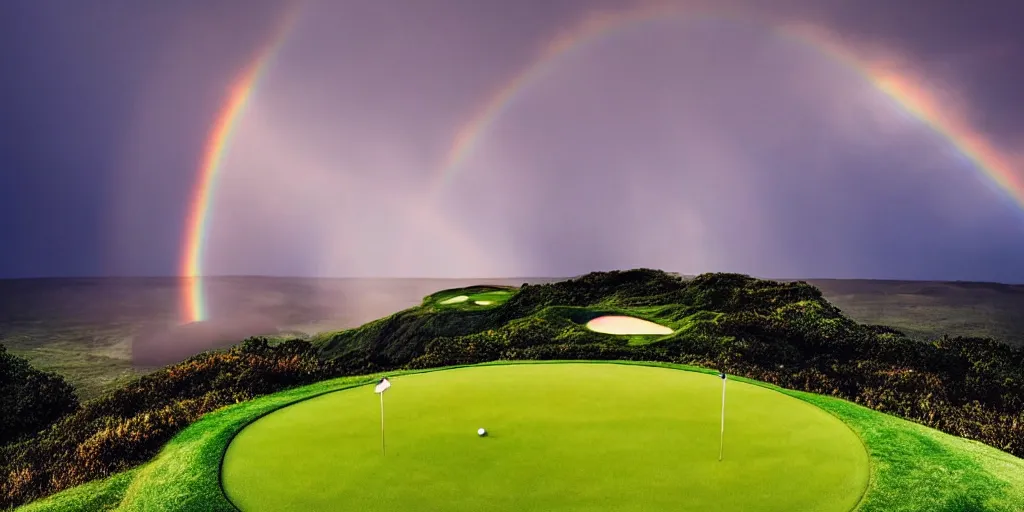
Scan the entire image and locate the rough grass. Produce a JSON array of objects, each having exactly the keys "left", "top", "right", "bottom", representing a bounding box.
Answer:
[
  {"left": 15, "top": 361, "right": 1024, "bottom": 512},
  {"left": 14, "top": 469, "right": 139, "bottom": 512},
  {"left": 795, "top": 391, "right": 1024, "bottom": 511}
]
